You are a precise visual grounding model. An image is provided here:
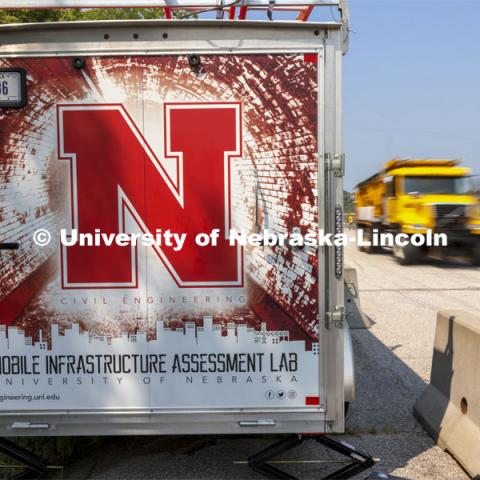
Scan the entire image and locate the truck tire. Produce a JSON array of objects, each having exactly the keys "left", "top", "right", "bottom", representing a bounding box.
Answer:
[
  {"left": 362, "top": 227, "right": 378, "bottom": 254},
  {"left": 393, "top": 242, "right": 419, "bottom": 265},
  {"left": 356, "top": 224, "right": 364, "bottom": 251},
  {"left": 471, "top": 244, "right": 480, "bottom": 266}
]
